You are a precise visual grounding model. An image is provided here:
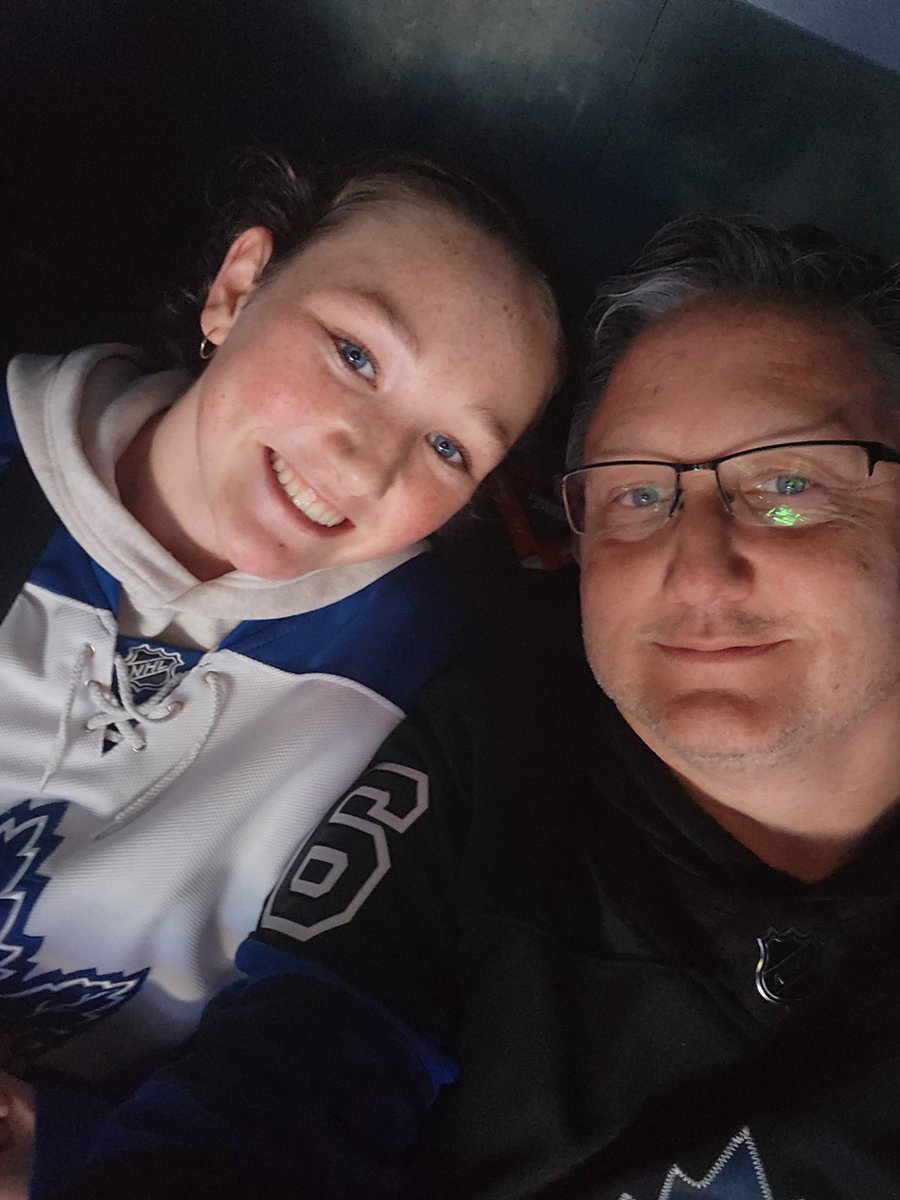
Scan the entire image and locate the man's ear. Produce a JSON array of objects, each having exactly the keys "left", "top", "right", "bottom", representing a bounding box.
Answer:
[{"left": 199, "top": 226, "right": 276, "bottom": 349}]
